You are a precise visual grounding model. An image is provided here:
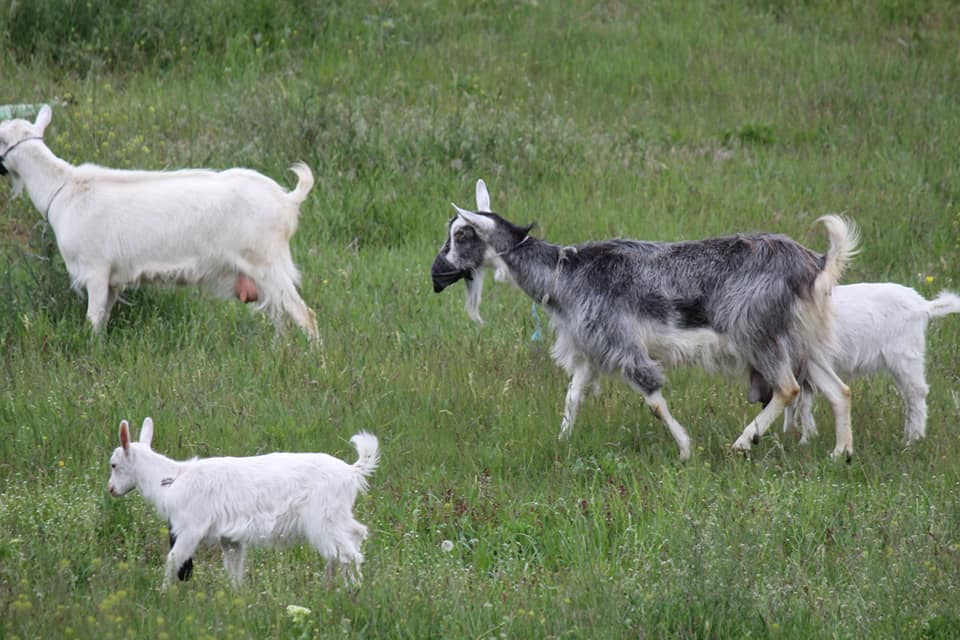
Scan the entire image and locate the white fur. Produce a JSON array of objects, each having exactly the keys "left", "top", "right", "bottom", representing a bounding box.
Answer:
[
  {"left": 0, "top": 105, "right": 318, "bottom": 338},
  {"left": 108, "top": 418, "right": 378, "bottom": 589},
  {"left": 785, "top": 283, "right": 960, "bottom": 444}
]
